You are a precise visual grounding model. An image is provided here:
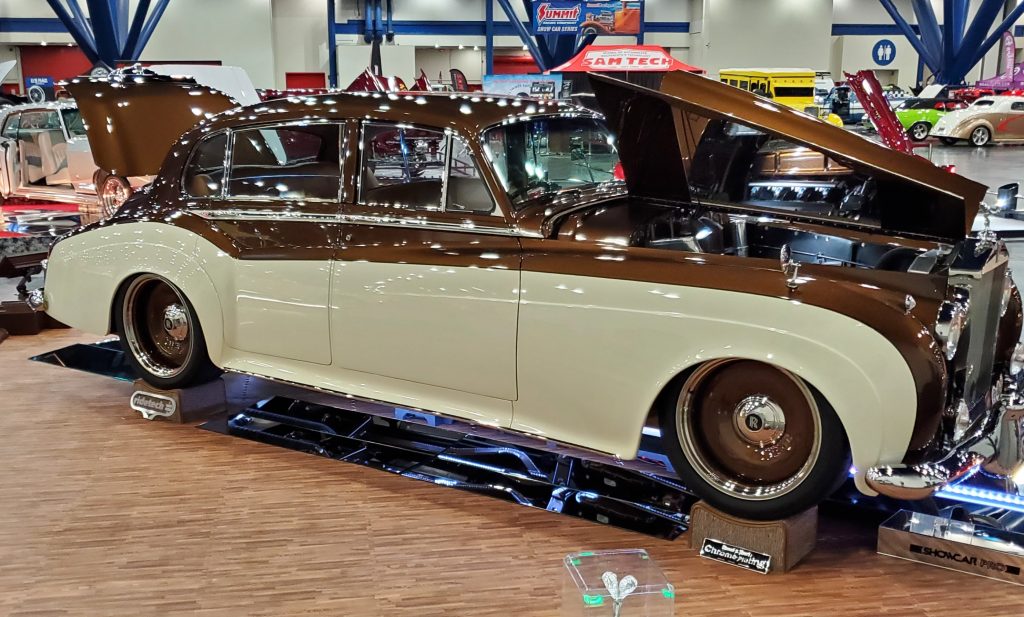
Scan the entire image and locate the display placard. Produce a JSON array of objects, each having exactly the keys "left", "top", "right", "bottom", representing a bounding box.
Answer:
[
  {"left": 532, "top": 1, "right": 643, "bottom": 36},
  {"left": 699, "top": 538, "right": 772, "bottom": 574},
  {"left": 130, "top": 390, "right": 177, "bottom": 420}
]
